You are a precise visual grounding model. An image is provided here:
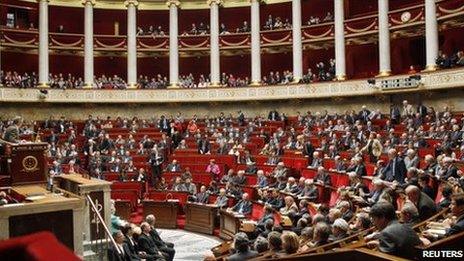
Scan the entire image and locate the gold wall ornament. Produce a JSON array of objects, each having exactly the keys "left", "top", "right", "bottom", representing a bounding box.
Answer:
[
  {"left": 207, "top": 0, "right": 223, "bottom": 6},
  {"left": 166, "top": 0, "right": 180, "bottom": 7},
  {"left": 81, "top": 0, "right": 96, "bottom": 6},
  {"left": 21, "top": 155, "right": 39, "bottom": 172},
  {"left": 124, "top": 0, "right": 139, "bottom": 7}
]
